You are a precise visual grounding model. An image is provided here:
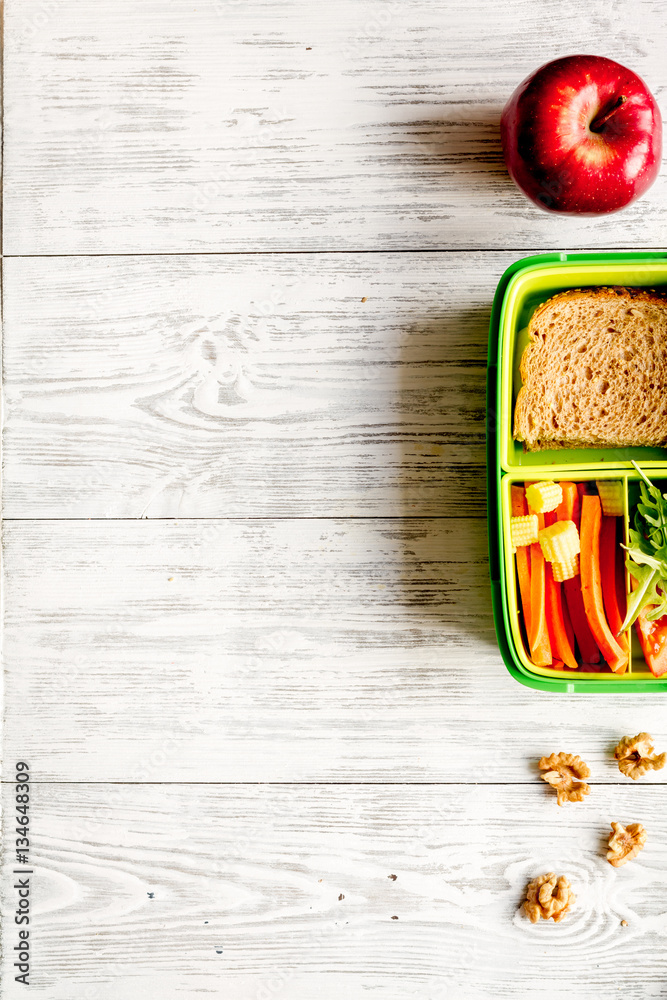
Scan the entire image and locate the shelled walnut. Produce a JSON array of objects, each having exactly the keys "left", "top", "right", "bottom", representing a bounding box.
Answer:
[
  {"left": 607, "top": 822, "right": 647, "bottom": 867},
  {"left": 523, "top": 873, "right": 575, "bottom": 923},
  {"left": 614, "top": 733, "right": 666, "bottom": 780},
  {"left": 538, "top": 752, "right": 591, "bottom": 805}
]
